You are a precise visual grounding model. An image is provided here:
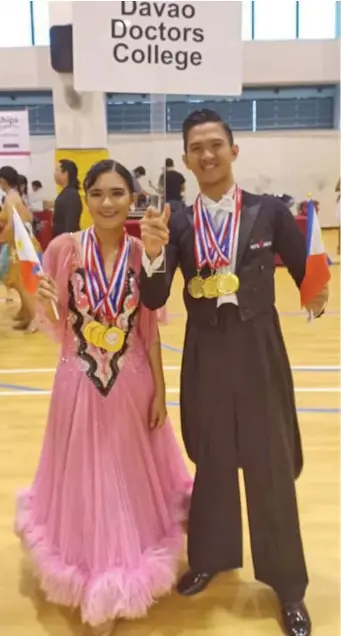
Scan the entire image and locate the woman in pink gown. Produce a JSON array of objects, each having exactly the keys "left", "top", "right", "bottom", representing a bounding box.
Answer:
[{"left": 14, "top": 160, "right": 192, "bottom": 635}]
